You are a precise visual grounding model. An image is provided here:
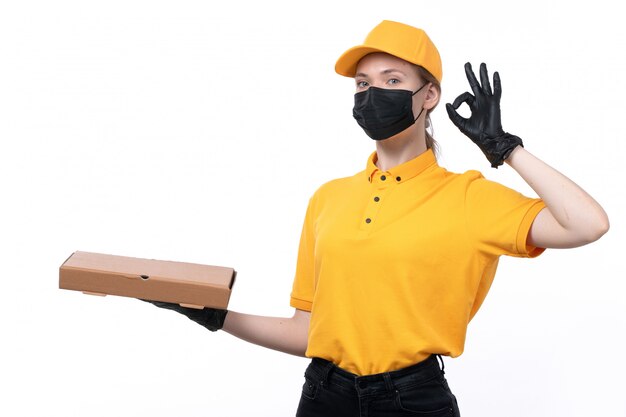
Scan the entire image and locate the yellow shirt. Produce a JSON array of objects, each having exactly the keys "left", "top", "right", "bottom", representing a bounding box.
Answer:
[{"left": 290, "top": 149, "right": 546, "bottom": 376}]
